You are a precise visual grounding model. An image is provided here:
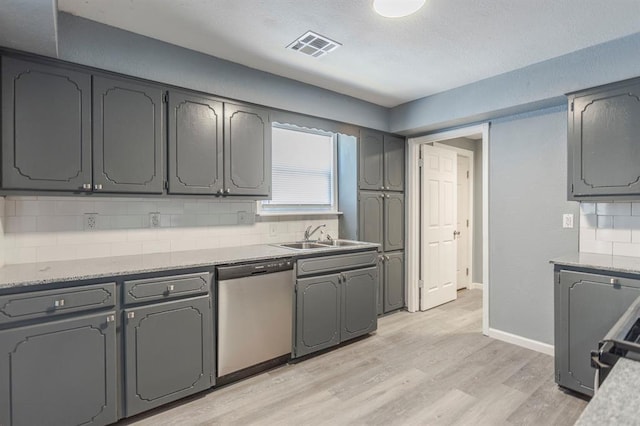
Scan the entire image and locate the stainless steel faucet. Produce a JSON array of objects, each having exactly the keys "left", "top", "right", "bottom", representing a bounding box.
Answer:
[{"left": 304, "top": 224, "right": 326, "bottom": 241}]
